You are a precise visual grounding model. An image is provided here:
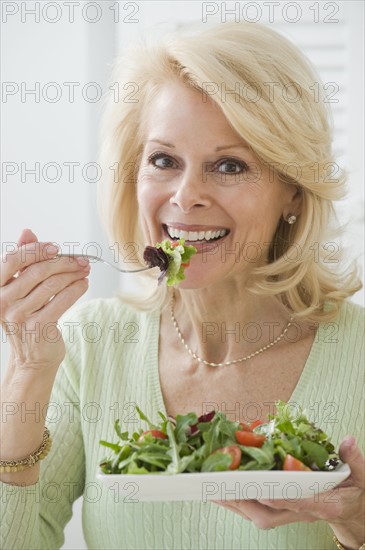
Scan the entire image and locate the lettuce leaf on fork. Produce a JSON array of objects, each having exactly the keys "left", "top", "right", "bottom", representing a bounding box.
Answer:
[{"left": 143, "top": 238, "right": 197, "bottom": 286}]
